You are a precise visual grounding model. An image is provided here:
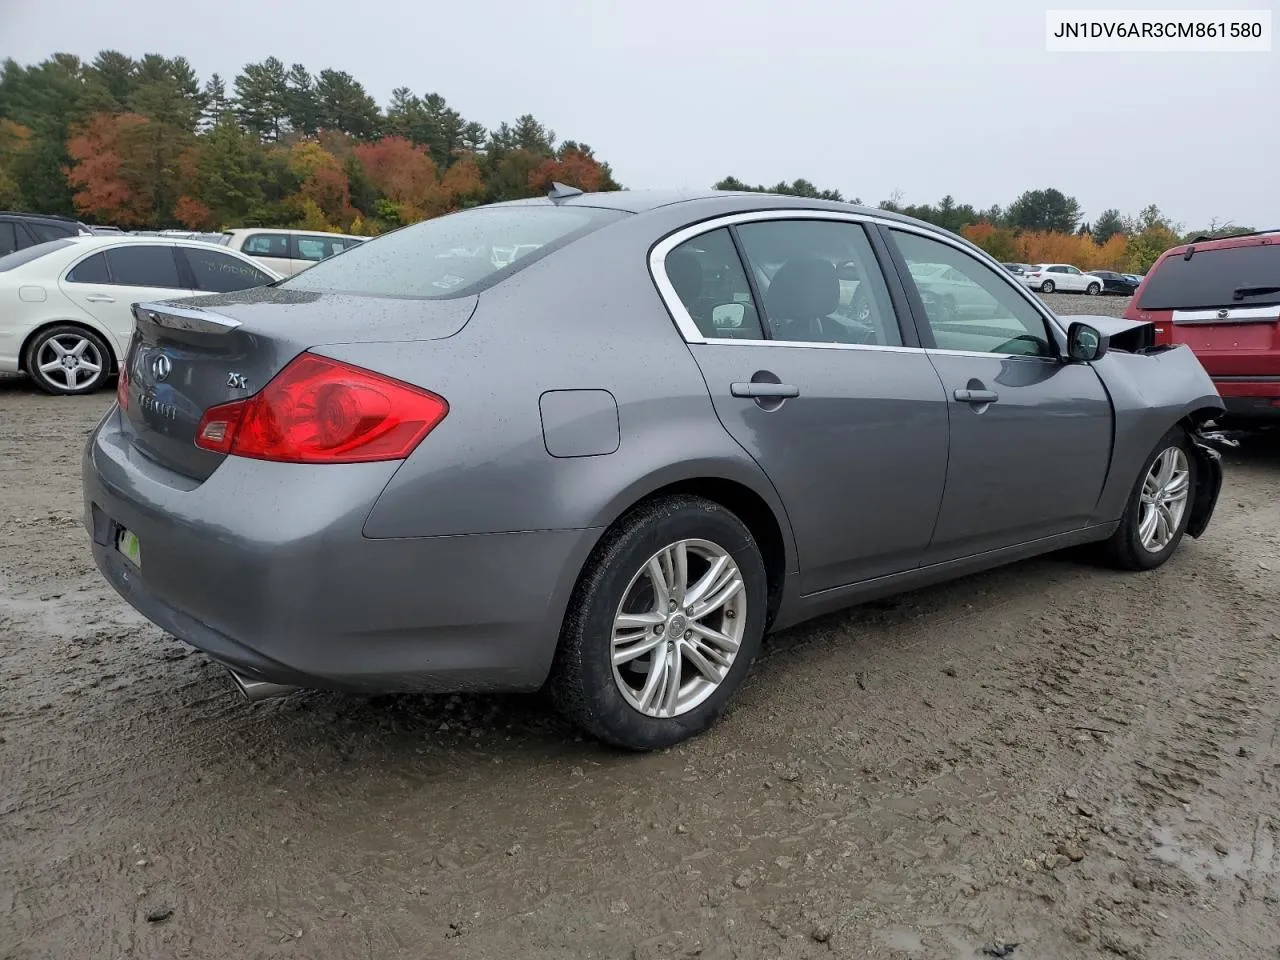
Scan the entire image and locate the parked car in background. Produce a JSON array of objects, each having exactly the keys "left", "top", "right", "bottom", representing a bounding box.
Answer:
[
  {"left": 89, "top": 225, "right": 127, "bottom": 235},
  {"left": 1126, "top": 229, "right": 1280, "bottom": 422},
  {"left": 1087, "top": 270, "right": 1141, "bottom": 296},
  {"left": 0, "top": 212, "right": 92, "bottom": 256},
  {"left": 0, "top": 235, "right": 280, "bottom": 395},
  {"left": 82, "top": 188, "right": 1226, "bottom": 750},
  {"left": 1020, "top": 263, "right": 1103, "bottom": 295},
  {"left": 1002, "top": 262, "right": 1033, "bottom": 276},
  {"left": 220, "top": 228, "right": 366, "bottom": 276}
]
